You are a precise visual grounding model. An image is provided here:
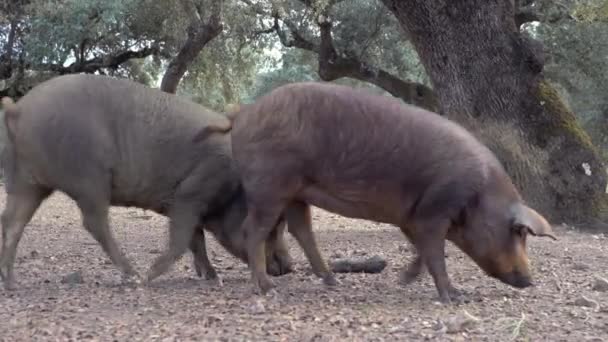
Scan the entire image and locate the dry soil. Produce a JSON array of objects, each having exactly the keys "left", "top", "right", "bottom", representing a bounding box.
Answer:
[{"left": 0, "top": 191, "right": 607, "bottom": 341}]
